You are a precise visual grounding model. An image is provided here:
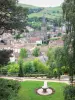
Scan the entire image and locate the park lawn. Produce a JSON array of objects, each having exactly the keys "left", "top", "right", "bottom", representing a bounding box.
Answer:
[{"left": 16, "top": 81, "right": 67, "bottom": 100}]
